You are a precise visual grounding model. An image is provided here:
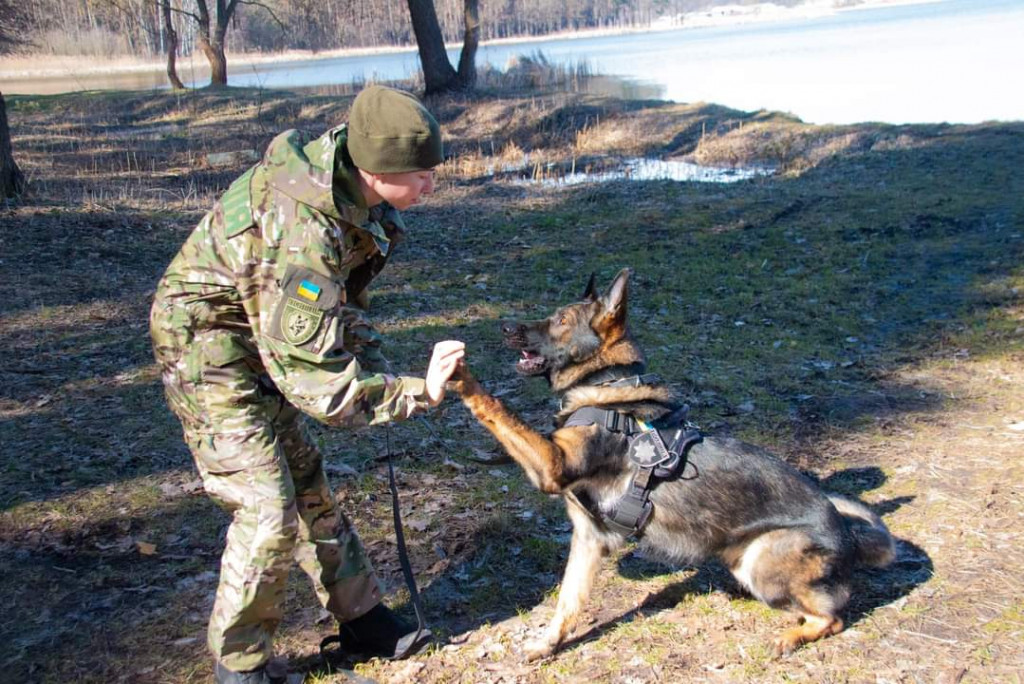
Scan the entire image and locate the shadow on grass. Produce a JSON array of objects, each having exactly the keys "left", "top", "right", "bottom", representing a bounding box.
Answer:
[
  {"left": 0, "top": 494, "right": 223, "bottom": 683},
  {"left": 531, "top": 467, "right": 930, "bottom": 659},
  {"left": 0, "top": 481, "right": 561, "bottom": 681},
  {"left": 557, "top": 531, "right": 932, "bottom": 660},
  {"left": 0, "top": 480, "right": 930, "bottom": 683}
]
